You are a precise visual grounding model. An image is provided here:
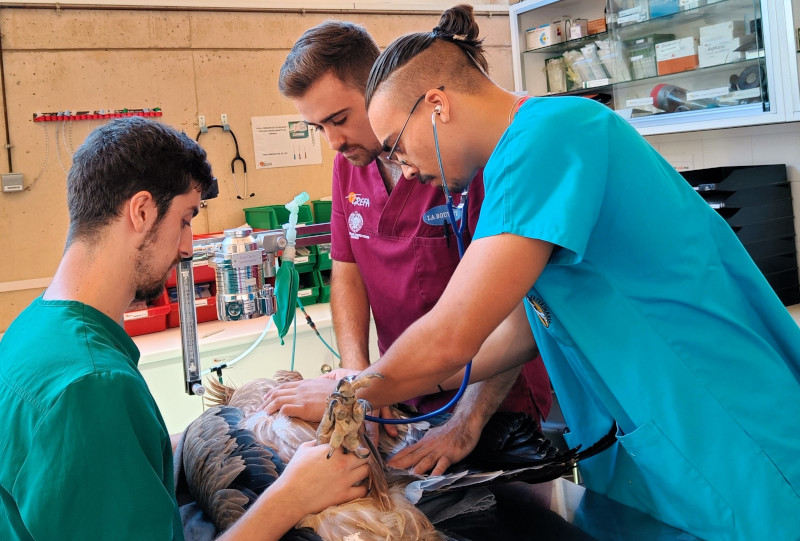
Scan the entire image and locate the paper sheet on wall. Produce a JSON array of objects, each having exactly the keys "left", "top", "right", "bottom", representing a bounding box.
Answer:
[{"left": 251, "top": 115, "right": 322, "bottom": 169}]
